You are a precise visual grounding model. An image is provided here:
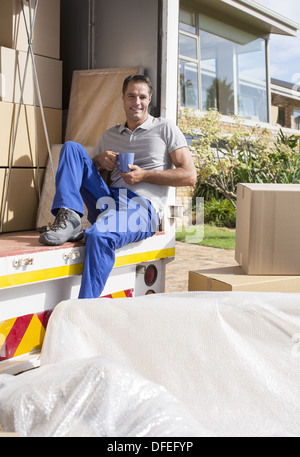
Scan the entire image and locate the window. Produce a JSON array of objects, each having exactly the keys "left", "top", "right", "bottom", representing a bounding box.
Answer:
[
  {"left": 179, "top": 60, "right": 199, "bottom": 109},
  {"left": 179, "top": 8, "right": 196, "bottom": 34},
  {"left": 293, "top": 109, "right": 300, "bottom": 130},
  {"left": 179, "top": 10, "right": 199, "bottom": 109},
  {"left": 179, "top": 8, "right": 269, "bottom": 122}
]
